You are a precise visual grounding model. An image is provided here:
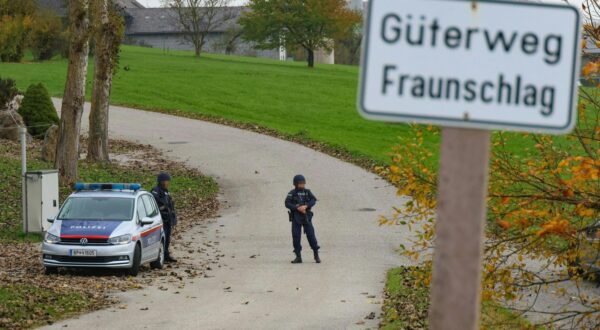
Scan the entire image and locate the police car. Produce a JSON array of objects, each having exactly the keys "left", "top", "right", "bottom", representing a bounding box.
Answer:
[{"left": 42, "top": 183, "right": 165, "bottom": 276}]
